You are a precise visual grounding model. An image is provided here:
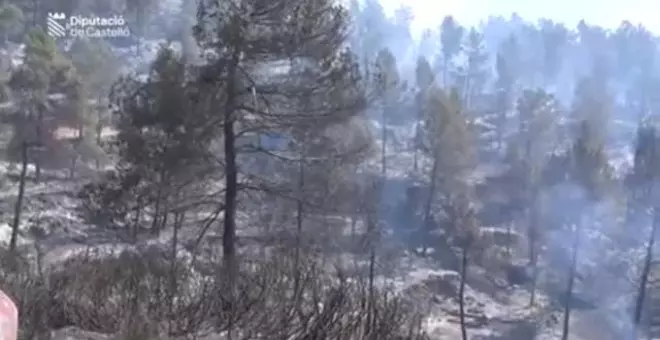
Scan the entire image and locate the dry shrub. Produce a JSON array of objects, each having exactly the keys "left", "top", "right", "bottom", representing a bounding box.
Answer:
[{"left": 0, "top": 246, "right": 428, "bottom": 340}]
